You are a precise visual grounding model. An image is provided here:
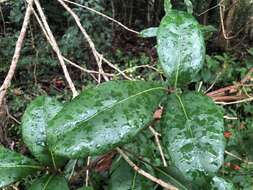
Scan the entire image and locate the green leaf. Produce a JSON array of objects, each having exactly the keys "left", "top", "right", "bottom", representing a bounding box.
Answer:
[
  {"left": 161, "top": 92, "right": 225, "bottom": 184},
  {"left": 184, "top": 0, "right": 193, "bottom": 14},
  {"left": 28, "top": 175, "right": 69, "bottom": 190},
  {"left": 0, "top": 146, "right": 42, "bottom": 188},
  {"left": 164, "top": 0, "right": 172, "bottom": 14},
  {"left": 139, "top": 27, "right": 158, "bottom": 38},
  {"left": 211, "top": 176, "right": 235, "bottom": 190},
  {"left": 157, "top": 10, "right": 205, "bottom": 87},
  {"left": 47, "top": 80, "right": 166, "bottom": 158},
  {"left": 21, "top": 96, "right": 66, "bottom": 167},
  {"left": 76, "top": 187, "right": 94, "bottom": 190},
  {"left": 108, "top": 158, "right": 154, "bottom": 190}
]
